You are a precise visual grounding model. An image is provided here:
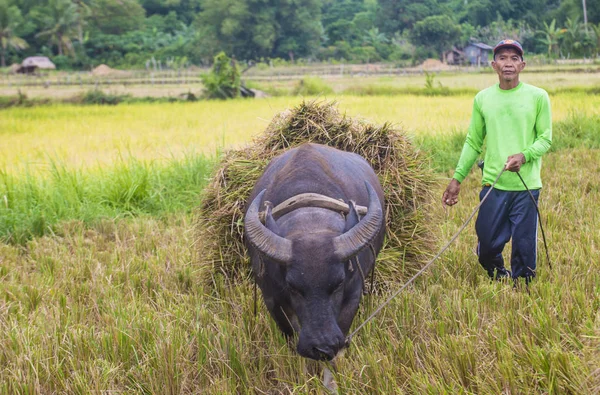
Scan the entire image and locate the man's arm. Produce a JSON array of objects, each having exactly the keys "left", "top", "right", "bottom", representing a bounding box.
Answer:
[
  {"left": 522, "top": 91, "right": 552, "bottom": 163},
  {"left": 443, "top": 97, "right": 486, "bottom": 206}
]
